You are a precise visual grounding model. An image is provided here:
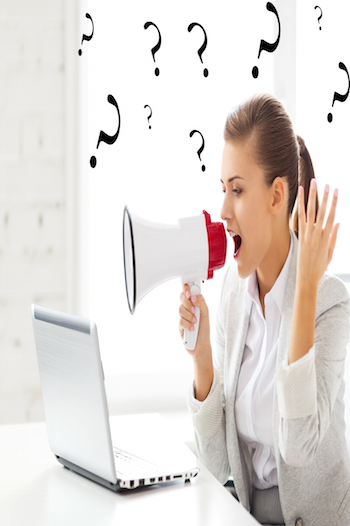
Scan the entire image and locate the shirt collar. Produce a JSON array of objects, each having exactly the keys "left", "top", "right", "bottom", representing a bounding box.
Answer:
[{"left": 245, "top": 230, "right": 294, "bottom": 316}]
